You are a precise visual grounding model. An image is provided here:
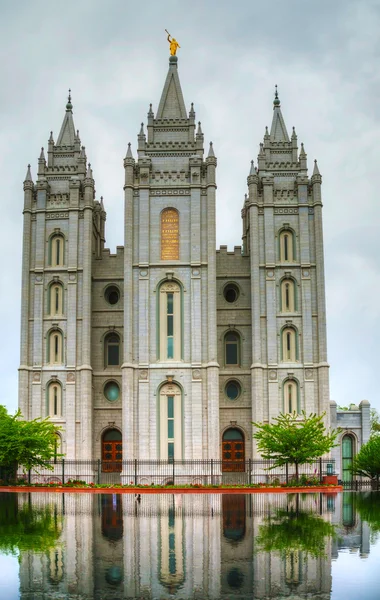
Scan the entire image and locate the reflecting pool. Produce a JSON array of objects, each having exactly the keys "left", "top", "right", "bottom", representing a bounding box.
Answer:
[{"left": 0, "top": 491, "right": 379, "bottom": 599}]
